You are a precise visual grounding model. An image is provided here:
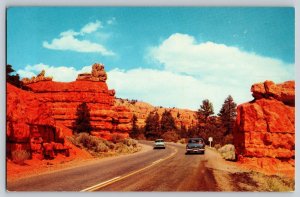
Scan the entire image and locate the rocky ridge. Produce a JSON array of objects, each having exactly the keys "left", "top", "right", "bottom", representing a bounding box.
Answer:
[{"left": 115, "top": 98, "right": 197, "bottom": 130}]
